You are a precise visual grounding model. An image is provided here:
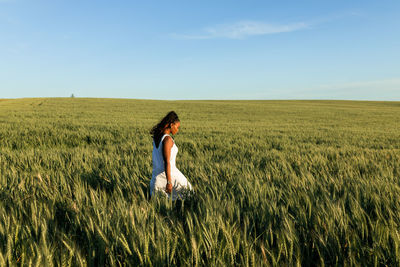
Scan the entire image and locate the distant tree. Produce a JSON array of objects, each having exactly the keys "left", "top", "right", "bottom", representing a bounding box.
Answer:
[{"left": 71, "top": 94, "right": 75, "bottom": 98}]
